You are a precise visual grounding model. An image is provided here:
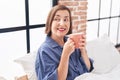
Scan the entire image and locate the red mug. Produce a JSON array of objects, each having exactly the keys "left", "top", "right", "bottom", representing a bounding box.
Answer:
[{"left": 69, "top": 33, "right": 83, "bottom": 48}]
